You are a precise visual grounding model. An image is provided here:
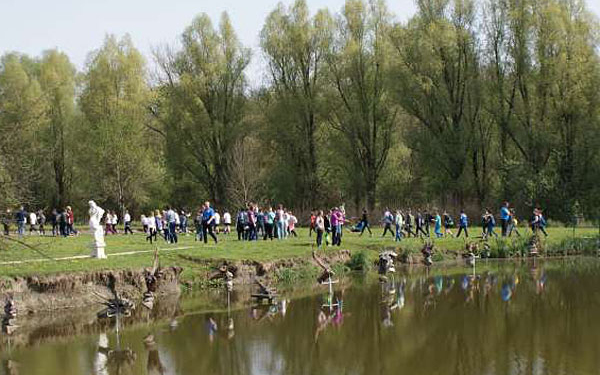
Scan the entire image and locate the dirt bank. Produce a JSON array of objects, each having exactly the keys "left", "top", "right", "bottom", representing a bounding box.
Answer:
[{"left": 0, "top": 250, "right": 352, "bottom": 314}]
